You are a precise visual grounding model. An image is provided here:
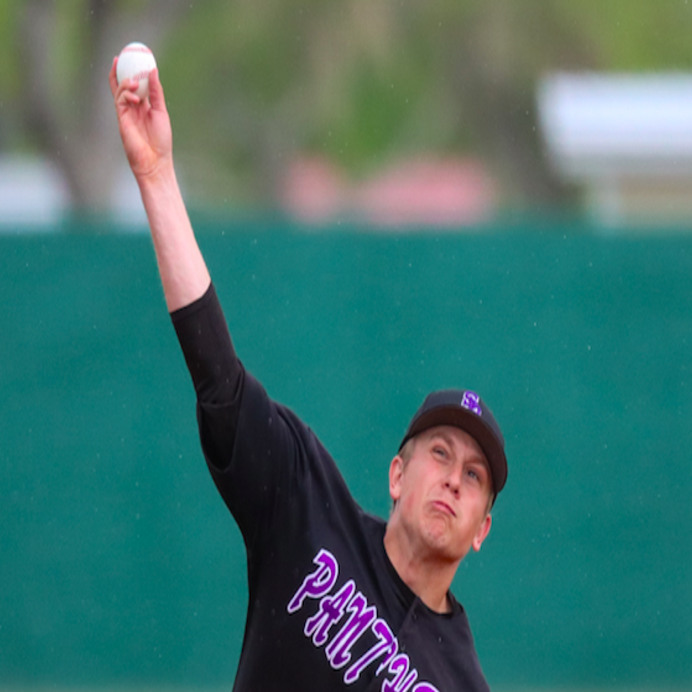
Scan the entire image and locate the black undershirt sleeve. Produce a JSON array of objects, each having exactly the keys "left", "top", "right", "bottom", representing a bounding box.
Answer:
[
  {"left": 170, "top": 283, "right": 244, "bottom": 470},
  {"left": 170, "top": 283, "right": 240, "bottom": 403}
]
